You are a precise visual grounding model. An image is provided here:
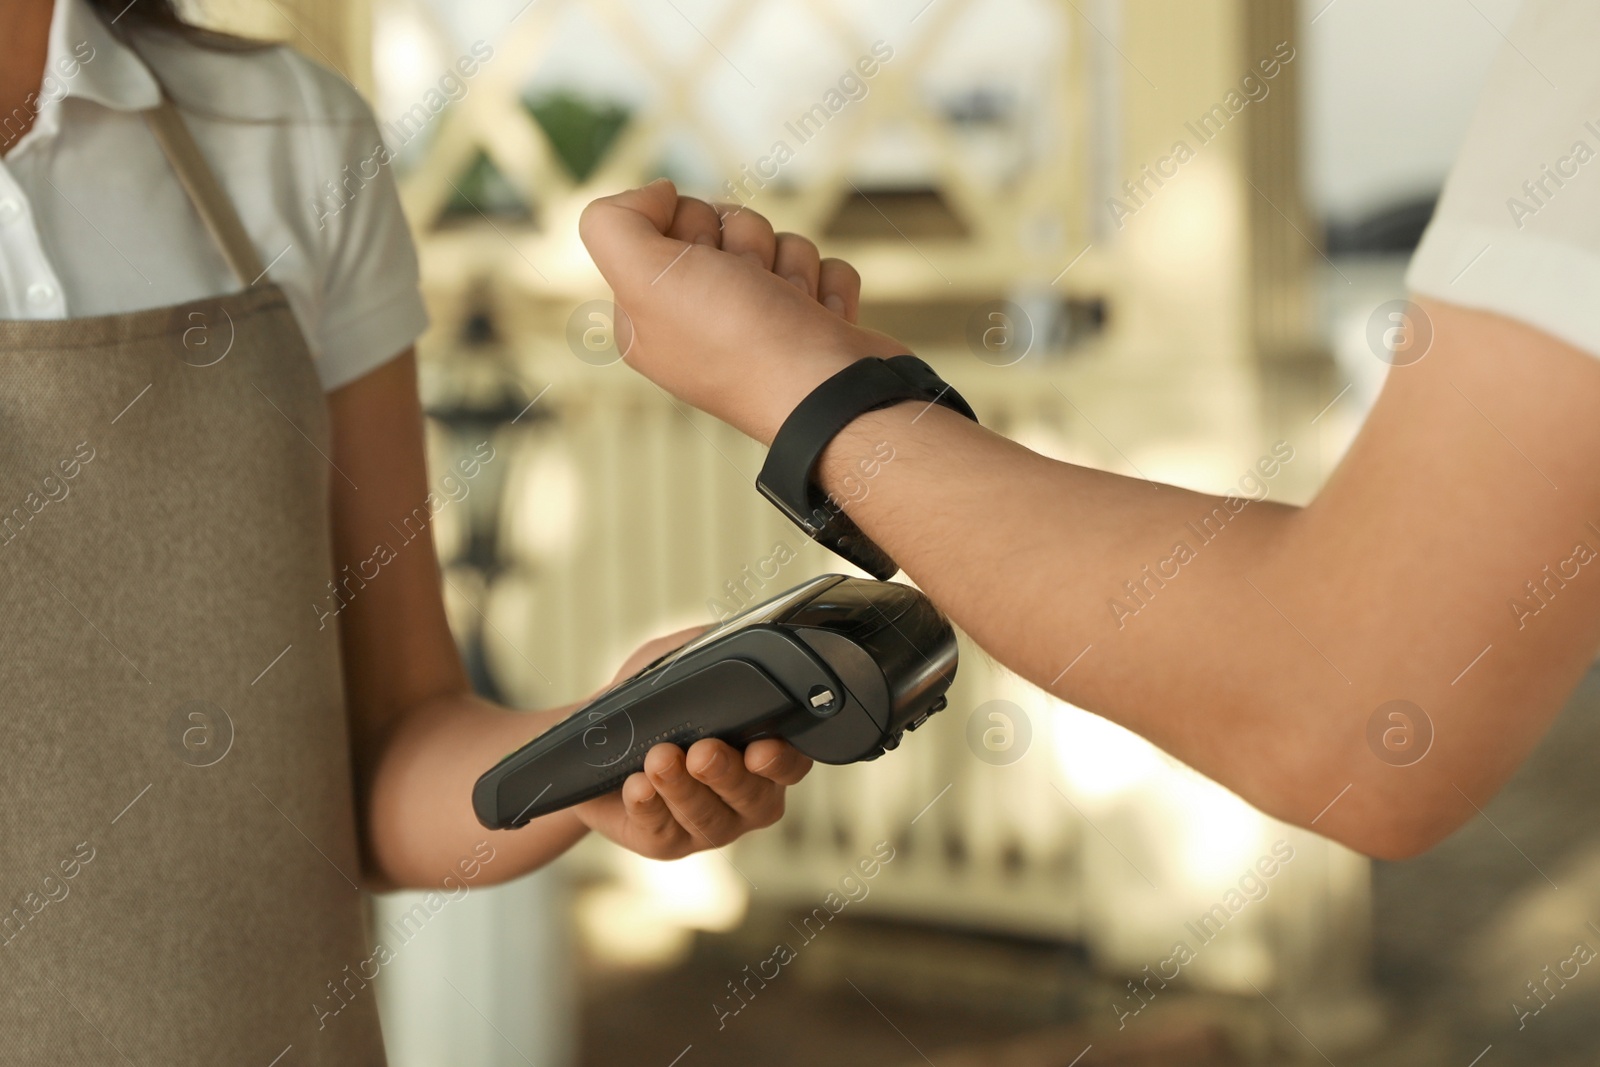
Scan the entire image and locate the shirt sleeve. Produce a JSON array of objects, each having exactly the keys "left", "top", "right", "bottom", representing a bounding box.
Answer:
[
  {"left": 285, "top": 53, "right": 430, "bottom": 391},
  {"left": 1405, "top": 1, "right": 1600, "bottom": 359}
]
